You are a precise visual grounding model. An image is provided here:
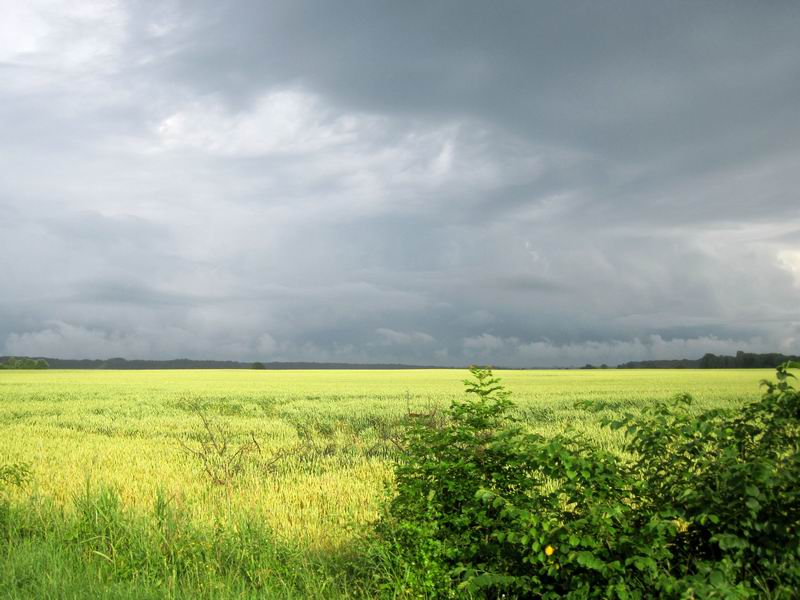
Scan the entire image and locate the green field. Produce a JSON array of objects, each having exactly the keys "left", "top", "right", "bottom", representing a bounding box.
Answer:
[{"left": 0, "top": 369, "right": 773, "bottom": 598}]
